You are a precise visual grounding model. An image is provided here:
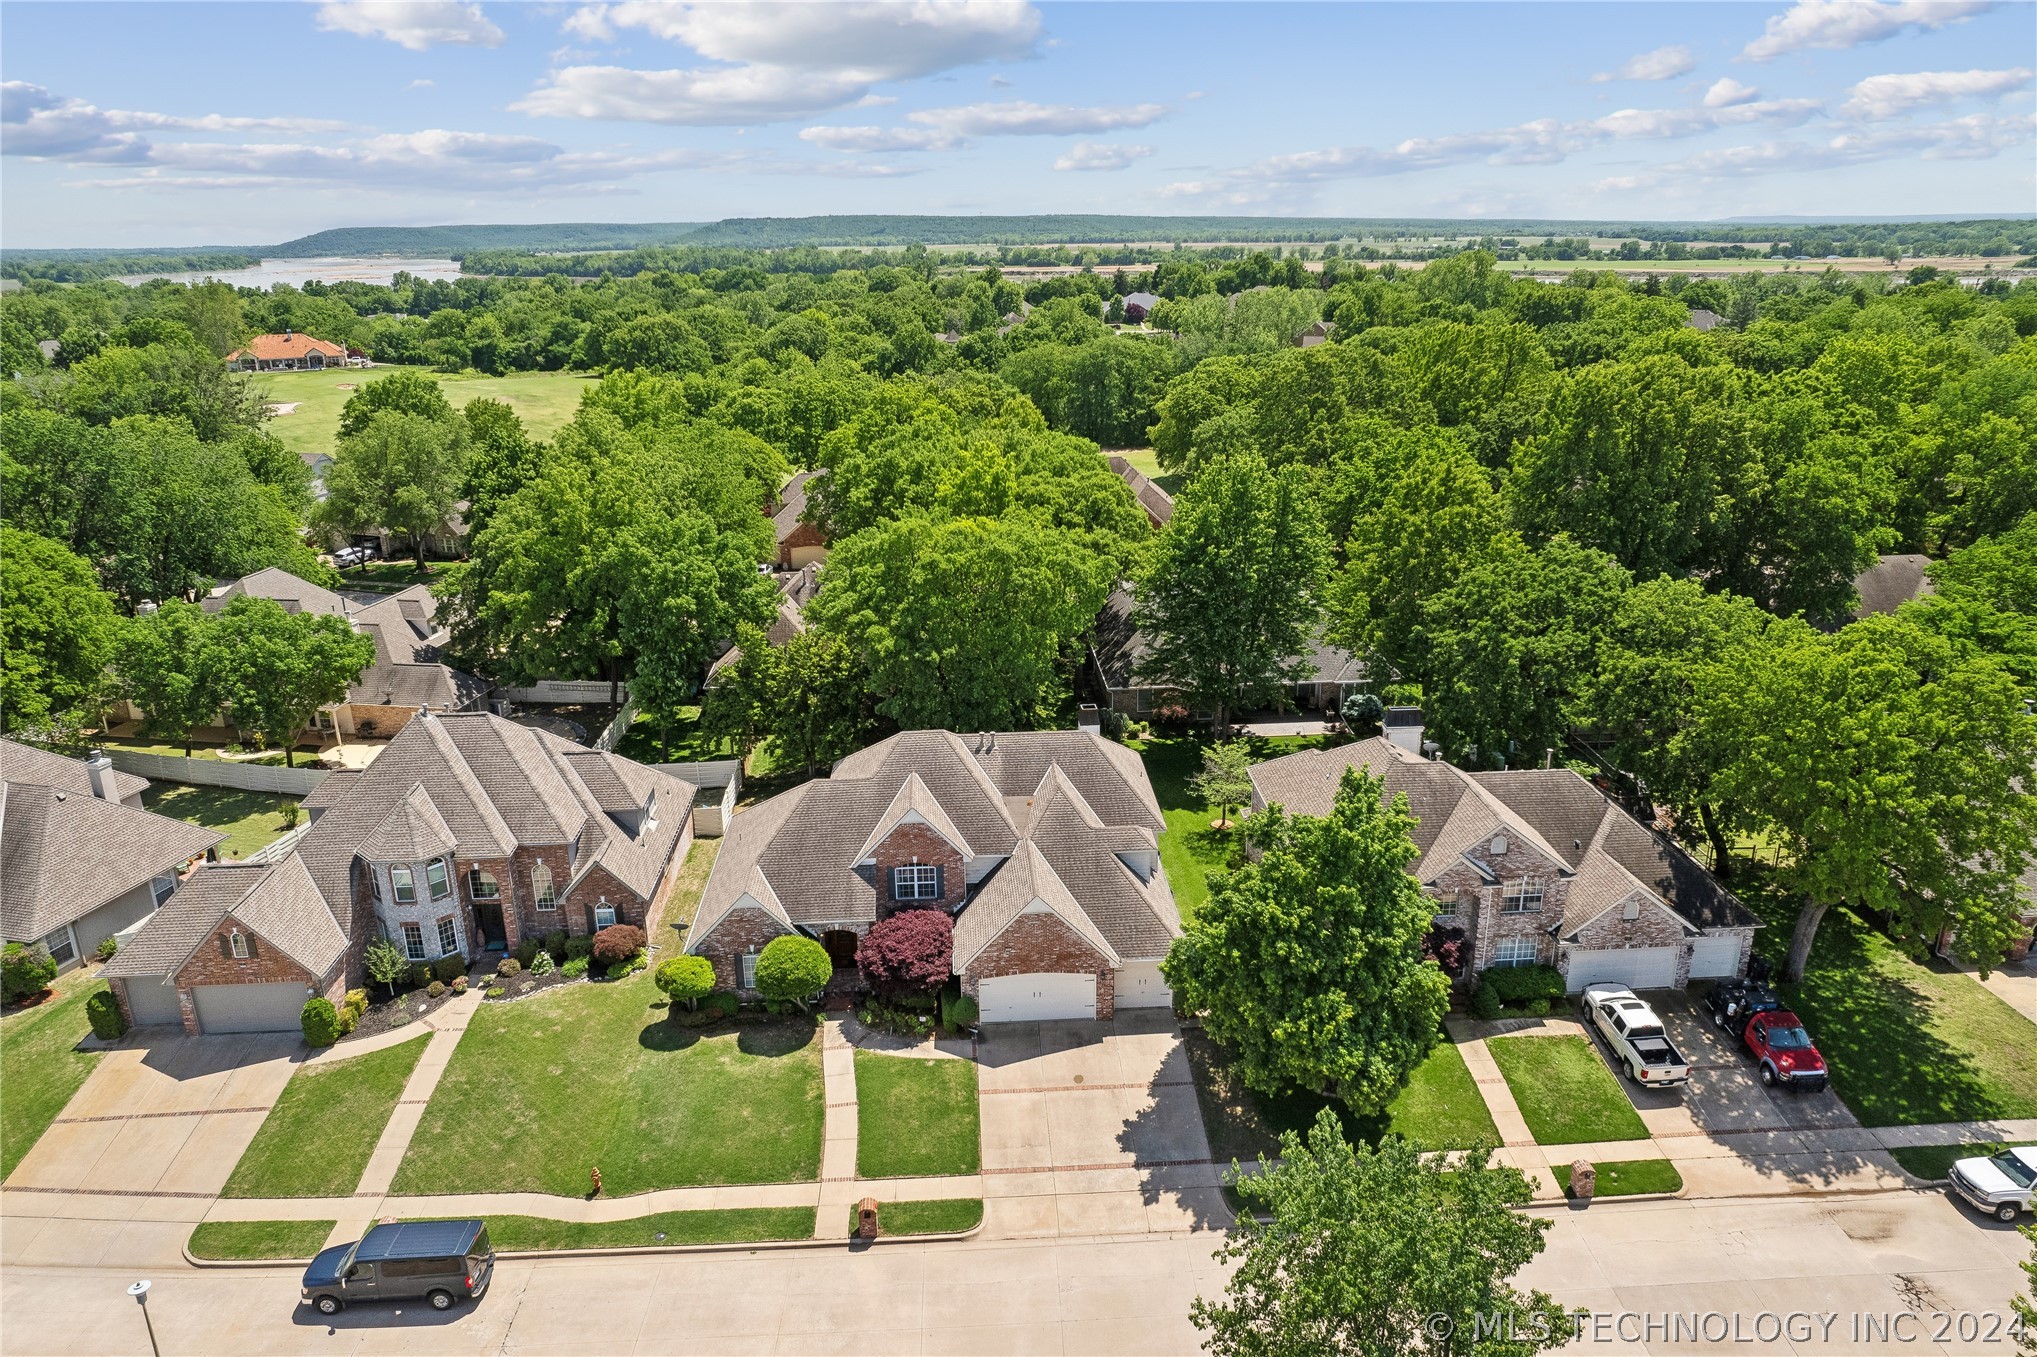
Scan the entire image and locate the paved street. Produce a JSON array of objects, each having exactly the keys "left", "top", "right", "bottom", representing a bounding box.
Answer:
[{"left": 4, "top": 1187, "right": 2030, "bottom": 1354}]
